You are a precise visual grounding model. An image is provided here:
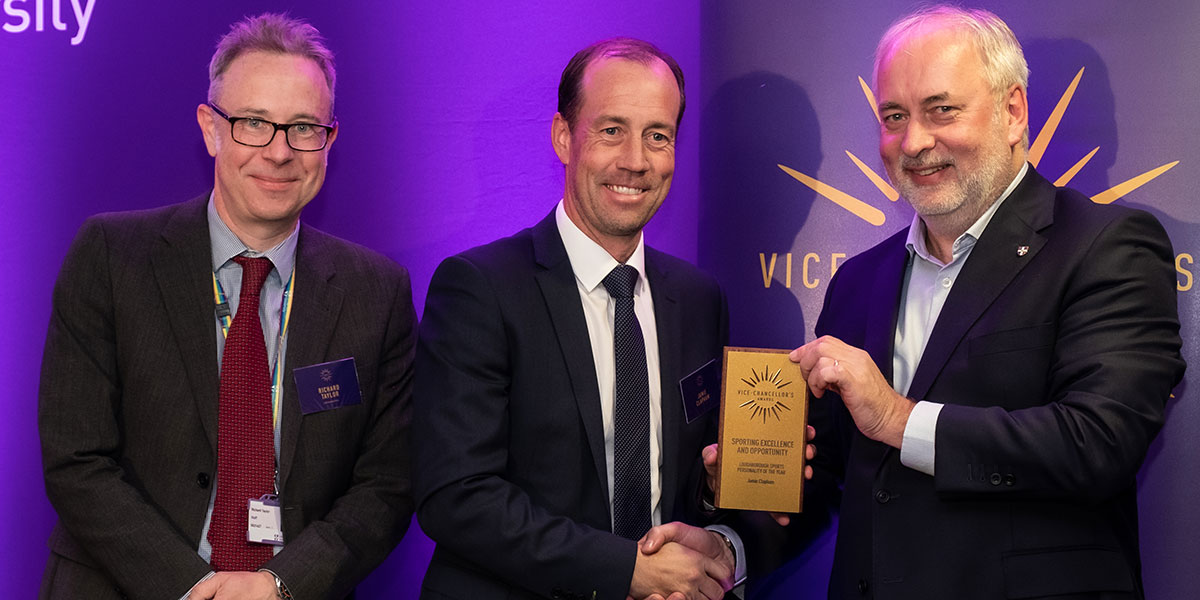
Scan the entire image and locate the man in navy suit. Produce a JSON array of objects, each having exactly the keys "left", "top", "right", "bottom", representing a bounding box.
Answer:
[
  {"left": 791, "top": 6, "right": 1184, "bottom": 598},
  {"left": 414, "top": 38, "right": 745, "bottom": 600}
]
